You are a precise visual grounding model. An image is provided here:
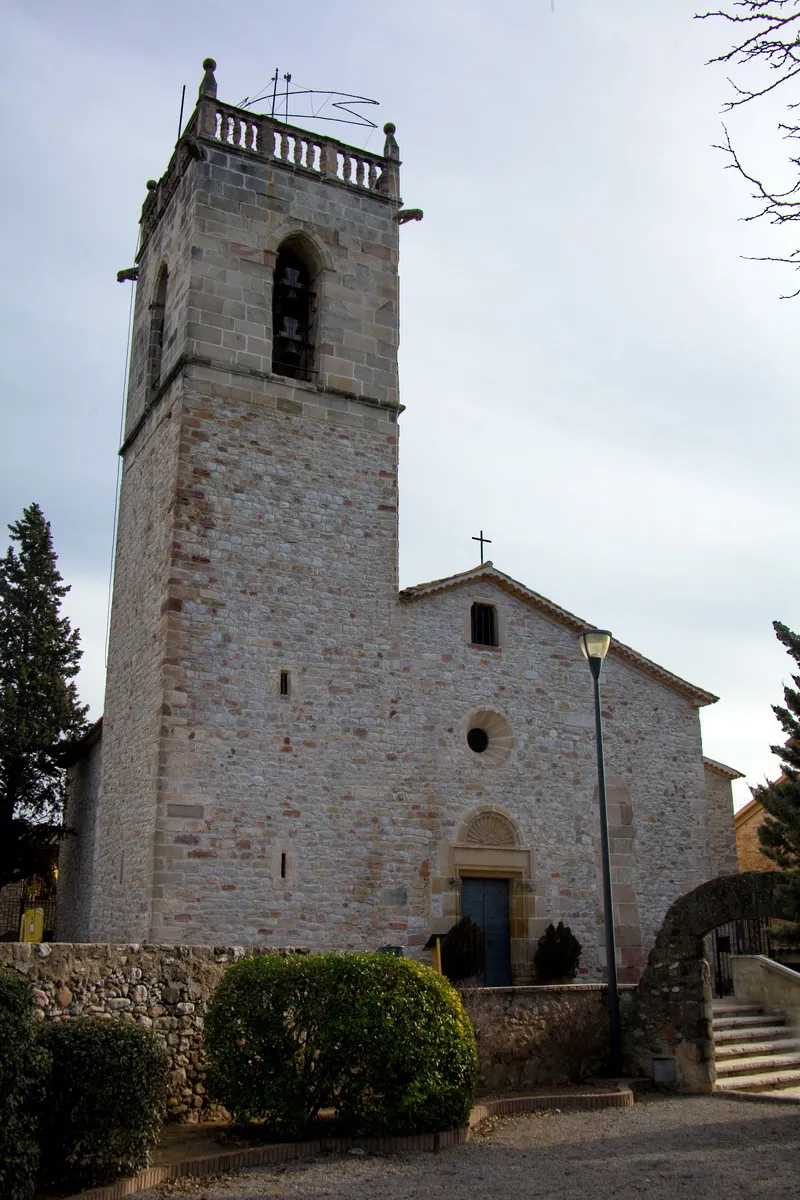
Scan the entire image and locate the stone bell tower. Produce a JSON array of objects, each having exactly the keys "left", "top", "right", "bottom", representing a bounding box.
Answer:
[{"left": 87, "top": 59, "right": 406, "bottom": 944}]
